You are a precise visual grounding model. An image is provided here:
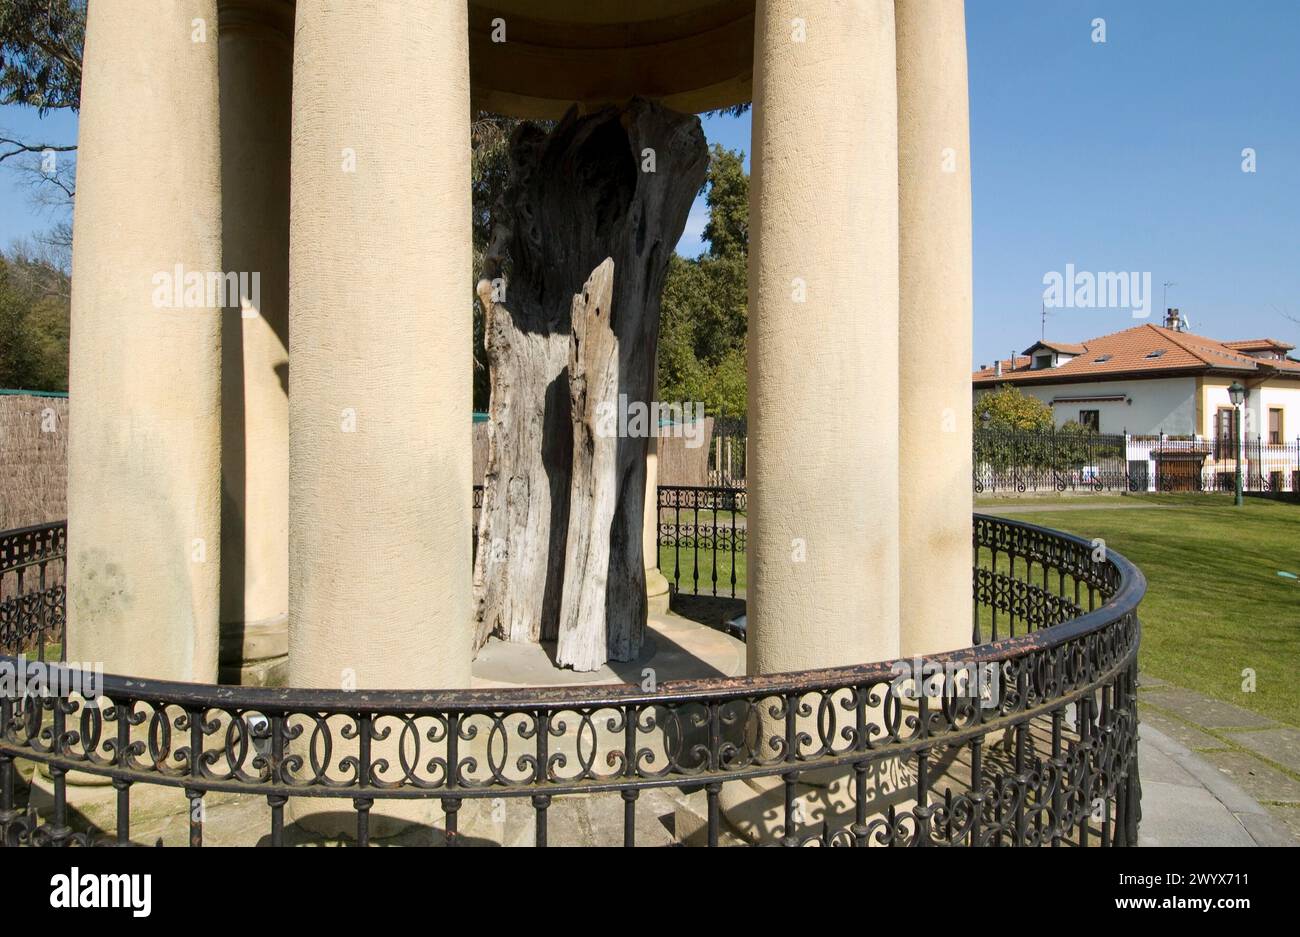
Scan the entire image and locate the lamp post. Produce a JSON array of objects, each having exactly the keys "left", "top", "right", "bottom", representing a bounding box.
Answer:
[{"left": 1228, "top": 381, "right": 1246, "bottom": 507}]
